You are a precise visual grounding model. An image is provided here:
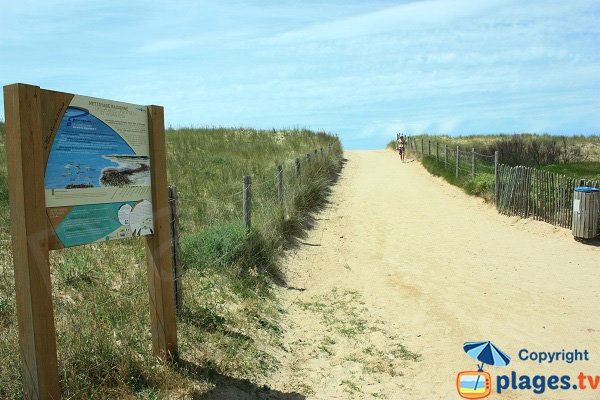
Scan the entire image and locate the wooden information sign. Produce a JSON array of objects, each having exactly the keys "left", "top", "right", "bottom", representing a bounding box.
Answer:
[{"left": 3, "top": 83, "right": 178, "bottom": 399}]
